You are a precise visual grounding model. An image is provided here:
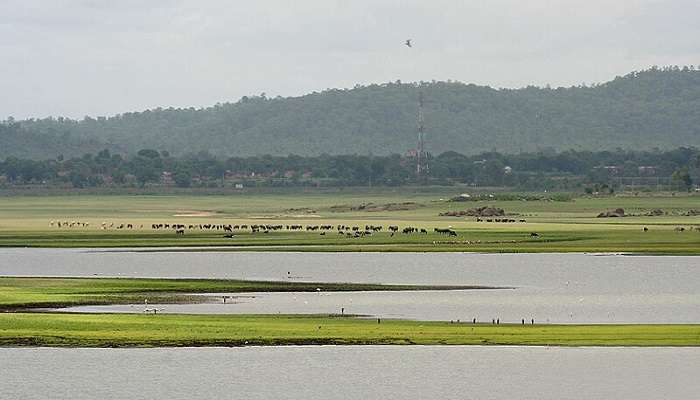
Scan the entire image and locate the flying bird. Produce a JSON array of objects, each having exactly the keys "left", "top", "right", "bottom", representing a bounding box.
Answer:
[{"left": 405, "top": 39, "right": 412, "bottom": 48}]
